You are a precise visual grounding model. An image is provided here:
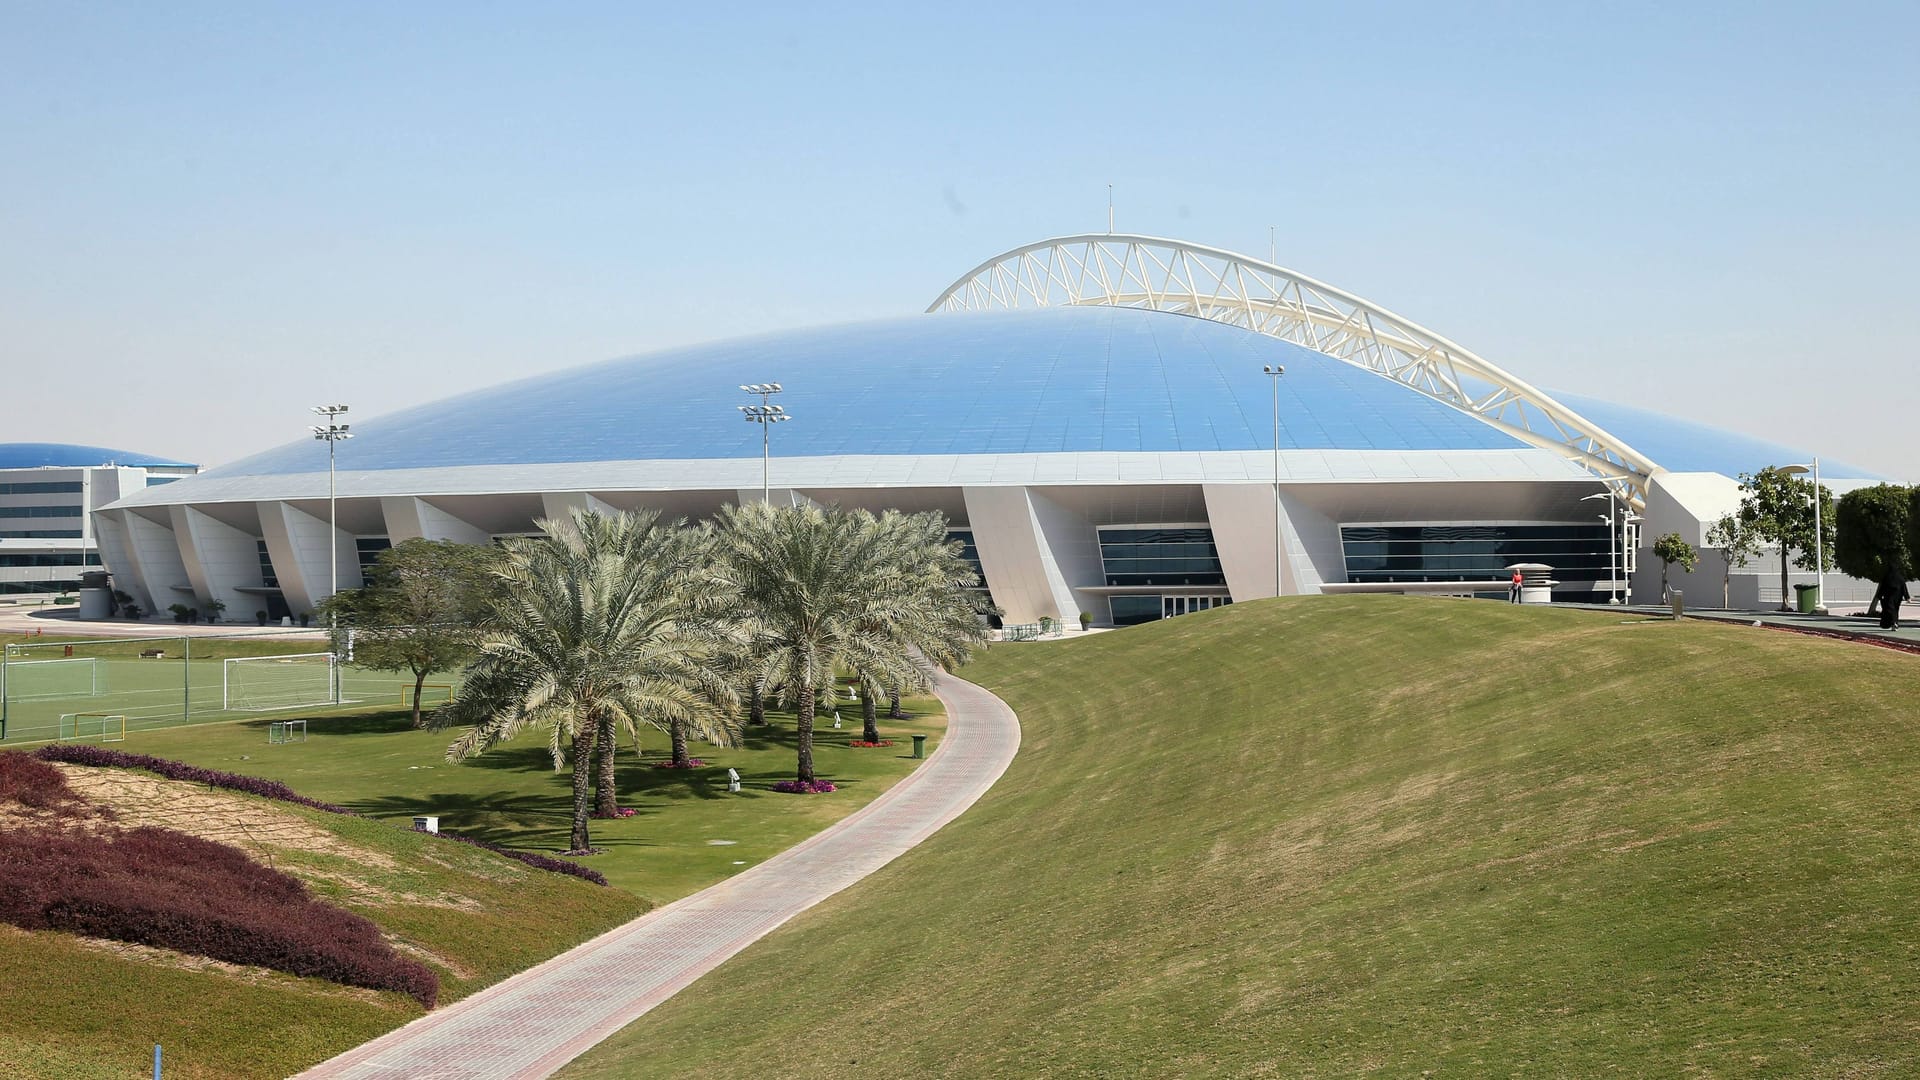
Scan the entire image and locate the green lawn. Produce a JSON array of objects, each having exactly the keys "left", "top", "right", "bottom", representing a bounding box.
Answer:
[{"left": 565, "top": 596, "right": 1920, "bottom": 1077}]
